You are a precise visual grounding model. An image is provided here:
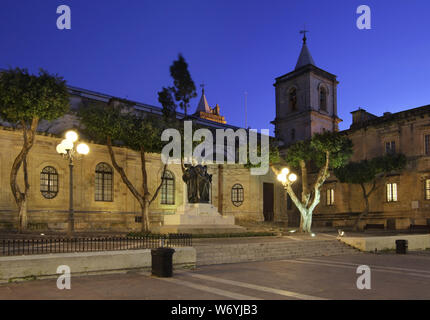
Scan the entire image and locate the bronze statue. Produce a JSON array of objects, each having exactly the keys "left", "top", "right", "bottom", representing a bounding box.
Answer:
[{"left": 182, "top": 164, "right": 212, "bottom": 203}]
